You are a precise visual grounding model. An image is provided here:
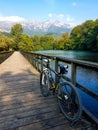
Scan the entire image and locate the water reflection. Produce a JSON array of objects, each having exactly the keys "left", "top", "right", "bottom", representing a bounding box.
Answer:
[
  {"left": 77, "top": 88, "right": 98, "bottom": 120},
  {"left": 76, "top": 67, "right": 98, "bottom": 94},
  {"left": 36, "top": 50, "right": 98, "bottom": 63},
  {"left": 76, "top": 67, "right": 98, "bottom": 120}
]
